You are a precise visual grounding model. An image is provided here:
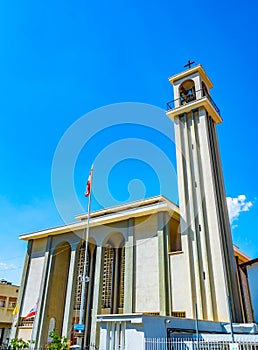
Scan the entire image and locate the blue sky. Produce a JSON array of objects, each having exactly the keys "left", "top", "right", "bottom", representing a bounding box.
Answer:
[{"left": 0, "top": 0, "right": 257, "bottom": 285}]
